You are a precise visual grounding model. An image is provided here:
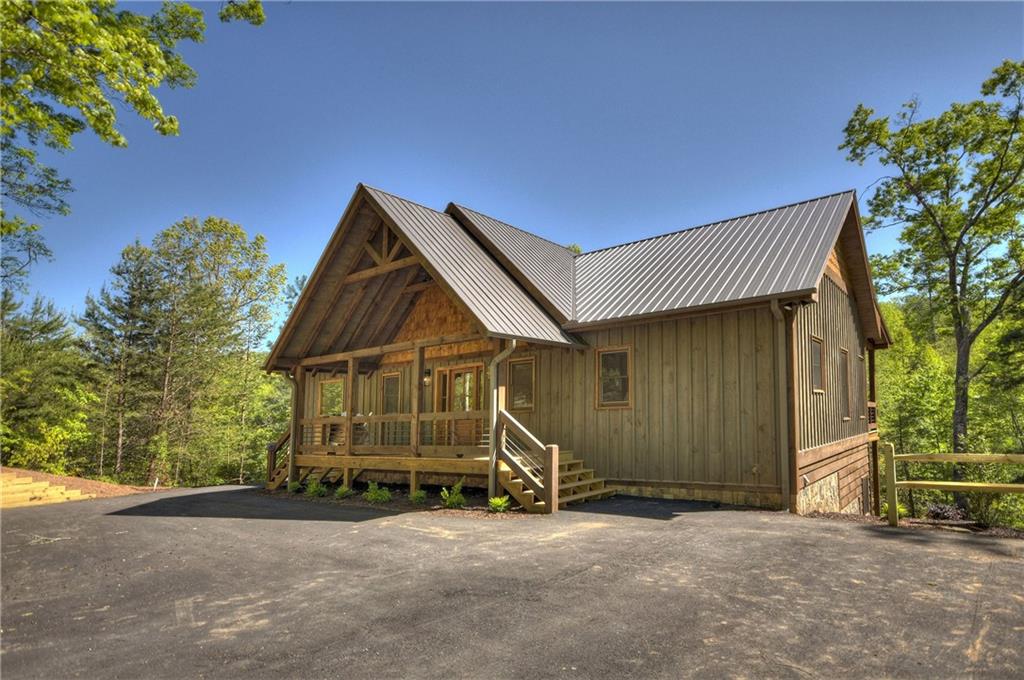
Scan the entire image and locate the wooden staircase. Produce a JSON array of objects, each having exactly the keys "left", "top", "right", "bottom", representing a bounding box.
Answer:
[
  {"left": 1, "top": 471, "right": 93, "bottom": 509},
  {"left": 498, "top": 450, "right": 615, "bottom": 513}
]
